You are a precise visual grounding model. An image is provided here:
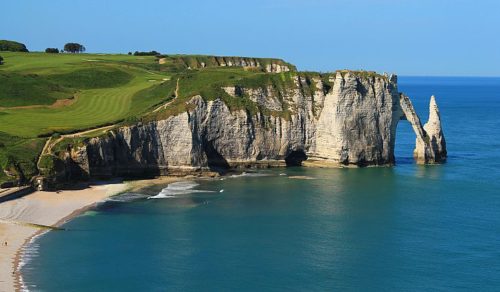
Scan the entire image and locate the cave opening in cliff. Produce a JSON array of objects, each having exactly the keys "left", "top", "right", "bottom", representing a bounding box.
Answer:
[
  {"left": 203, "top": 142, "right": 230, "bottom": 171},
  {"left": 285, "top": 150, "right": 307, "bottom": 167},
  {"left": 395, "top": 120, "right": 416, "bottom": 165}
]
